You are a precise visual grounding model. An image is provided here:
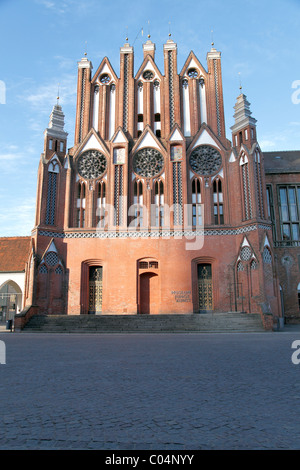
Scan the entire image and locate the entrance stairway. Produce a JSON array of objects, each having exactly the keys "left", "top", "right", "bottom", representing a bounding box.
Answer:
[{"left": 21, "top": 312, "right": 266, "bottom": 333}]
